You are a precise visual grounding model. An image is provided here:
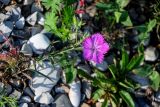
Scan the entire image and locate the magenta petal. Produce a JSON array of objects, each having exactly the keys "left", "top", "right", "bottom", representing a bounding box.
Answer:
[
  {"left": 96, "top": 52, "right": 104, "bottom": 63},
  {"left": 83, "top": 49, "right": 92, "bottom": 60},
  {"left": 91, "top": 33, "right": 105, "bottom": 47},
  {"left": 97, "top": 42, "right": 110, "bottom": 54},
  {"left": 91, "top": 51, "right": 98, "bottom": 63},
  {"left": 82, "top": 37, "right": 92, "bottom": 49}
]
